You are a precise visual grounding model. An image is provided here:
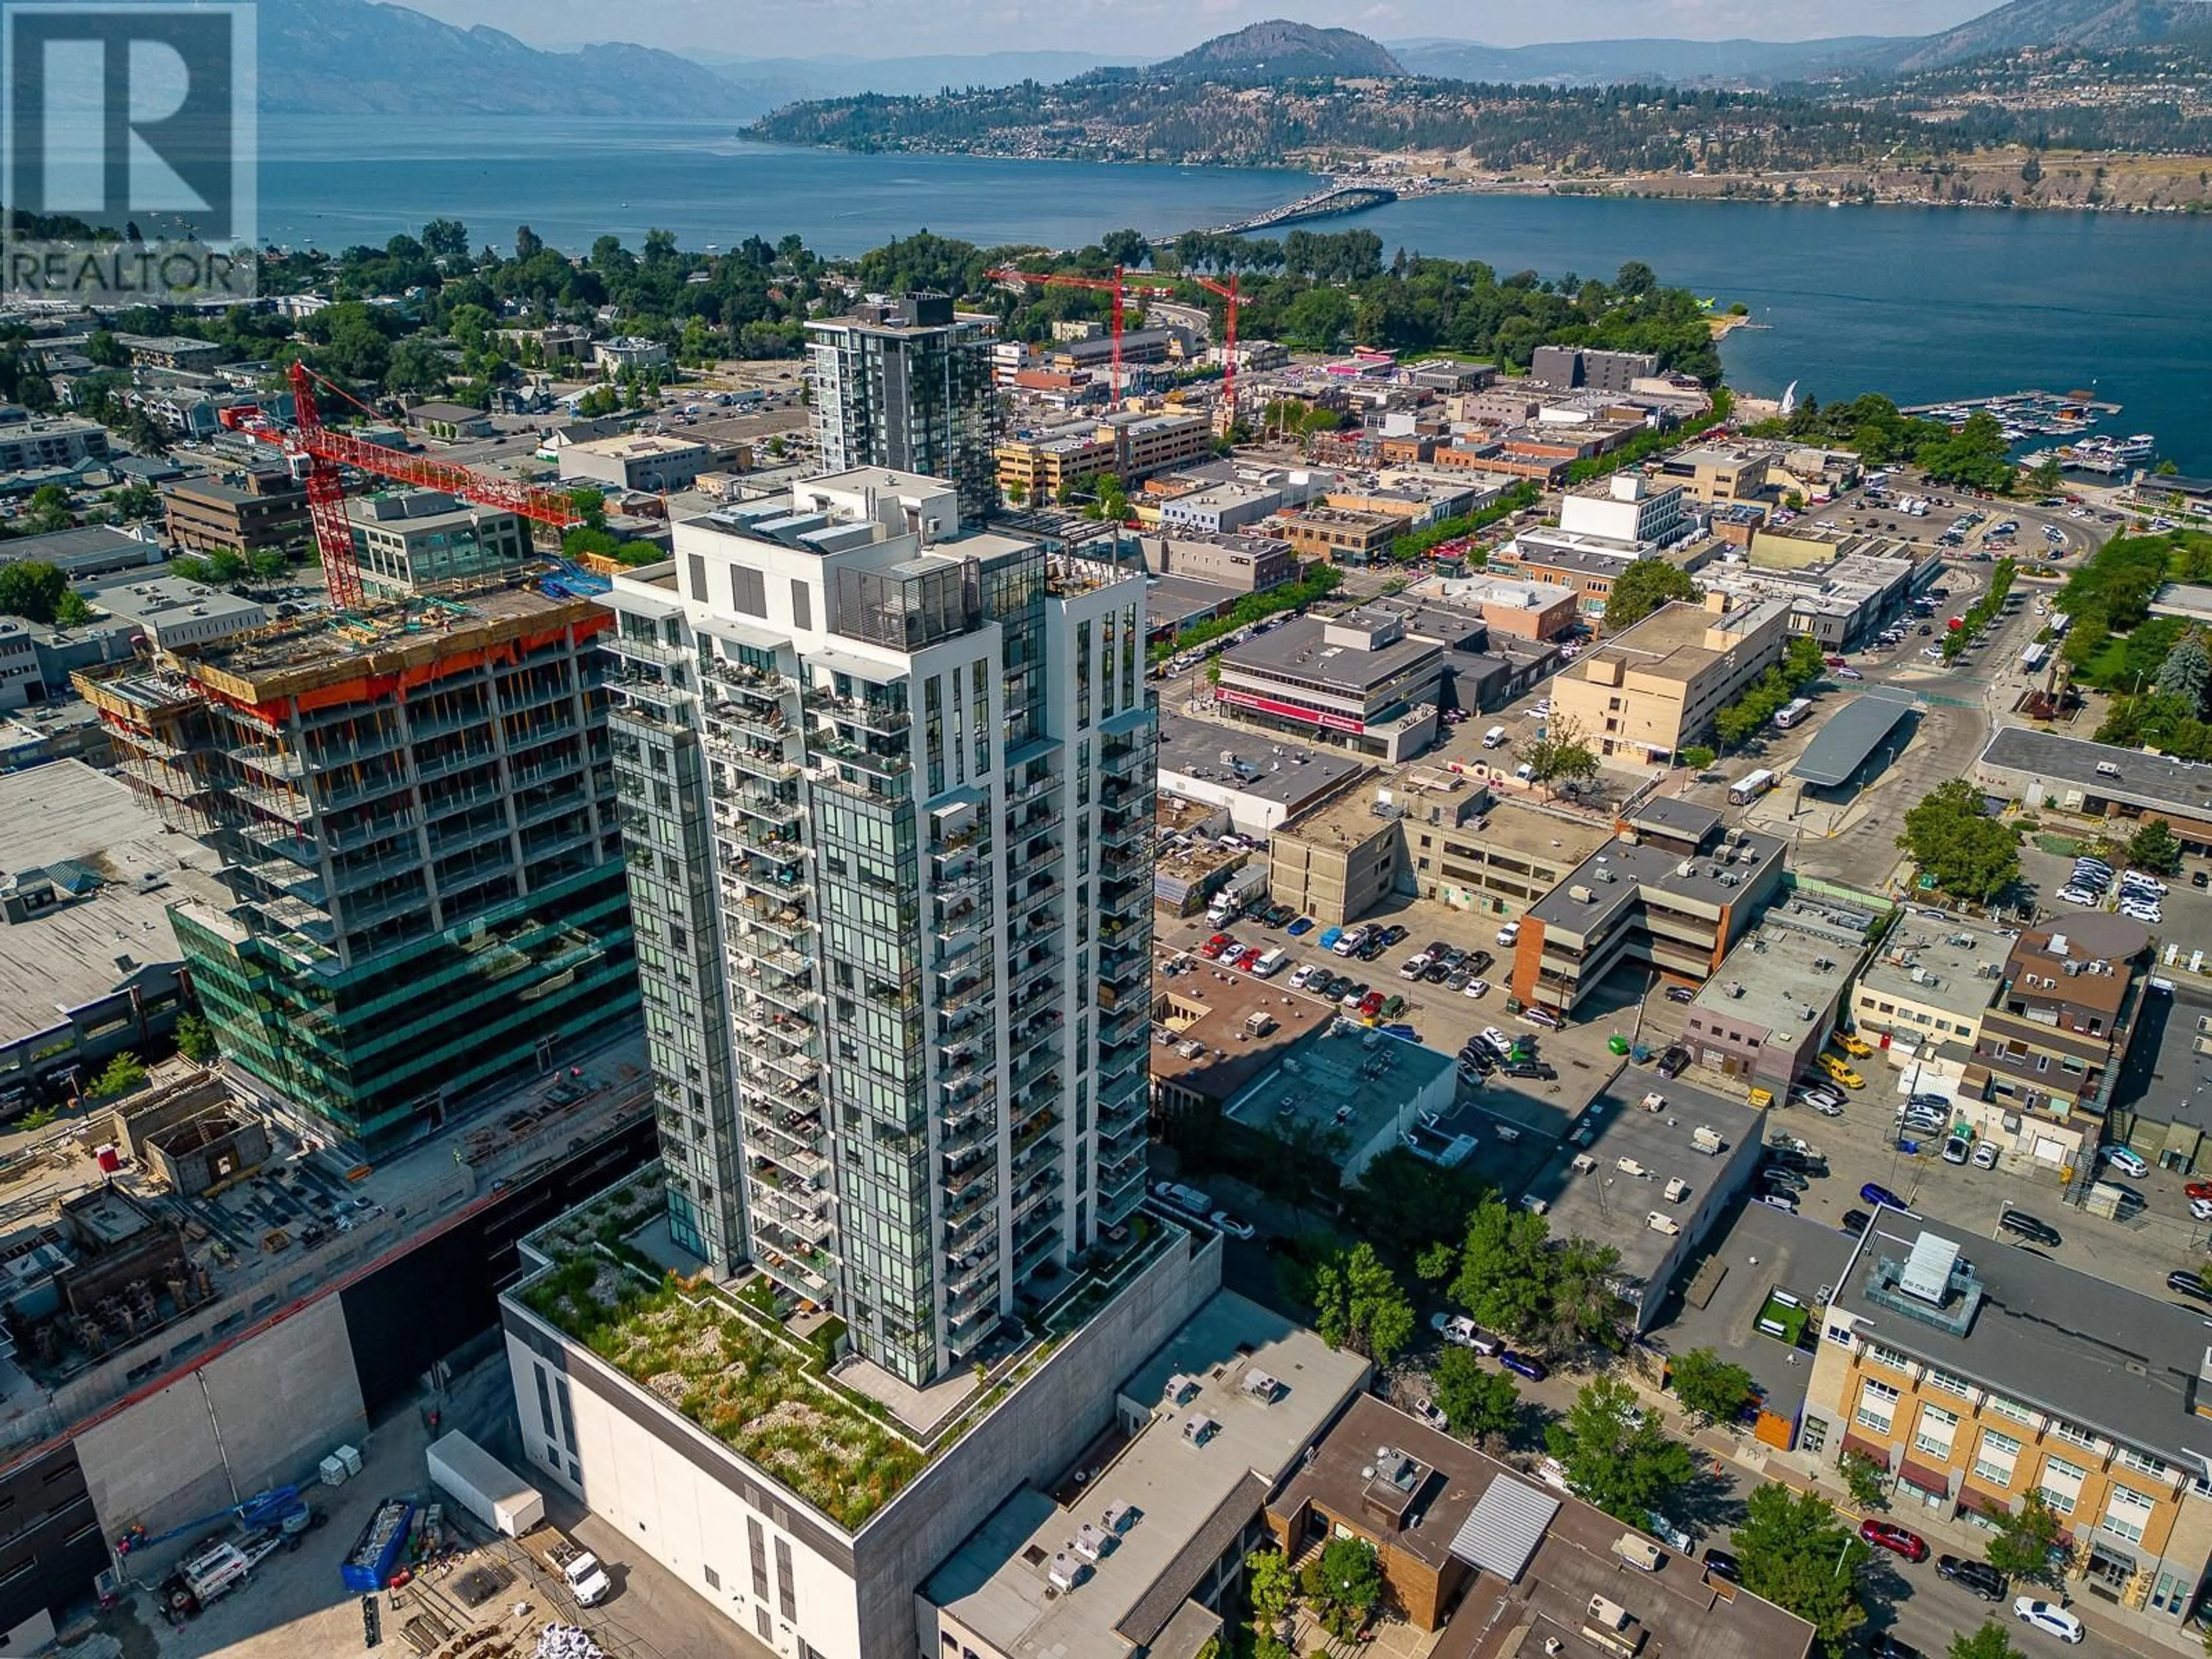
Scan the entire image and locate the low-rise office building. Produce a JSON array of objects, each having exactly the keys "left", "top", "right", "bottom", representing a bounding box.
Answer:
[
  {"left": 1411, "top": 797, "right": 1612, "bottom": 921},
  {"left": 114, "top": 334, "right": 228, "bottom": 373},
  {"left": 1967, "top": 914, "right": 2150, "bottom": 1141},
  {"left": 1850, "top": 916, "right": 2010, "bottom": 1066},
  {"left": 1275, "top": 504, "right": 1409, "bottom": 566},
  {"left": 78, "top": 573, "right": 267, "bottom": 651},
  {"left": 1512, "top": 819, "right": 1787, "bottom": 1017},
  {"left": 1548, "top": 594, "right": 1794, "bottom": 764},
  {"left": 1135, "top": 531, "right": 1297, "bottom": 593},
  {"left": 1212, "top": 1018, "right": 1456, "bottom": 1184},
  {"left": 1699, "top": 536, "right": 1938, "bottom": 649},
  {"left": 1531, "top": 346, "right": 1660, "bottom": 393},
  {"left": 1266, "top": 775, "right": 1422, "bottom": 925},
  {"left": 1684, "top": 907, "right": 1864, "bottom": 1093},
  {"left": 1976, "top": 729, "right": 2212, "bottom": 856},
  {"left": 0, "top": 524, "right": 164, "bottom": 579},
  {"left": 1652, "top": 444, "right": 1773, "bottom": 506},
  {"left": 1806, "top": 1213, "right": 2212, "bottom": 1636},
  {"left": 161, "top": 474, "right": 309, "bottom": 554},
  {"left": 1411, "top": 574, "right": 1580, "bottom": 640},
  {"left": 1558, "top": 474, "right": 1695, "bottom": 547},
  {"left": 925, "top": 1292, "right": 1369, "bottom": 1659},
  {"left": 344, "top": 488, "right": 531, "bottom": 593},
  {"left": 558, "top": 431, "right": 726, "bottom": 493},
  {"left": 1154, "top": 709, "right": 1365, "bottom": 836},
  {"left": 1215, "top": 609, "right": 1443, "bottom": 763},
  {"left": 0, "top": 417, "right": 109, "bottom": 473},
  {"left": 1523, "top": 1075, "right": 1766, "bottom": 1331}
]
